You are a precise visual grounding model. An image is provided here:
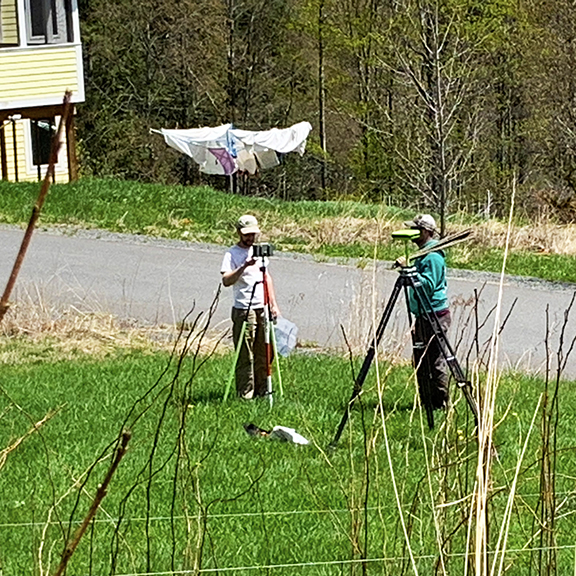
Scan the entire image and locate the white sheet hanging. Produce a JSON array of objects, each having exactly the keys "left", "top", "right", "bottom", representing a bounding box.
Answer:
[
  {"left": 153, "top": 121, "right": 312, "bottom": 175},
  {"left": 231, "top": 122, "right": 312, "bottom": 154}
]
